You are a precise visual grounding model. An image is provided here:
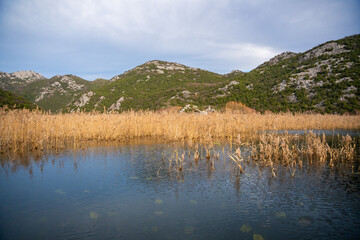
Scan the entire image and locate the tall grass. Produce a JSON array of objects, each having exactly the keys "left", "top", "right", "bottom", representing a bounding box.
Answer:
[
  {"left": 249, "top": 131, "right": 357, "bottom": 176},
  {"left": 0, "top": 108, "right": 359, "bottom": 154}
]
